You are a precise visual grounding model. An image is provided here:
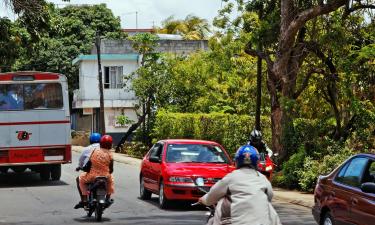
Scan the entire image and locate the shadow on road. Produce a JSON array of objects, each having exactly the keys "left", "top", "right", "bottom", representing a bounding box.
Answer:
[
  {"left": 0, "top": 171, "right": 69, "bottom": 188},
  {"left": 73, "top": 216, "right": 111, "bottom": 223},
  {"left": 138, "top": 196, "right": 208, "bottom": 212}
]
